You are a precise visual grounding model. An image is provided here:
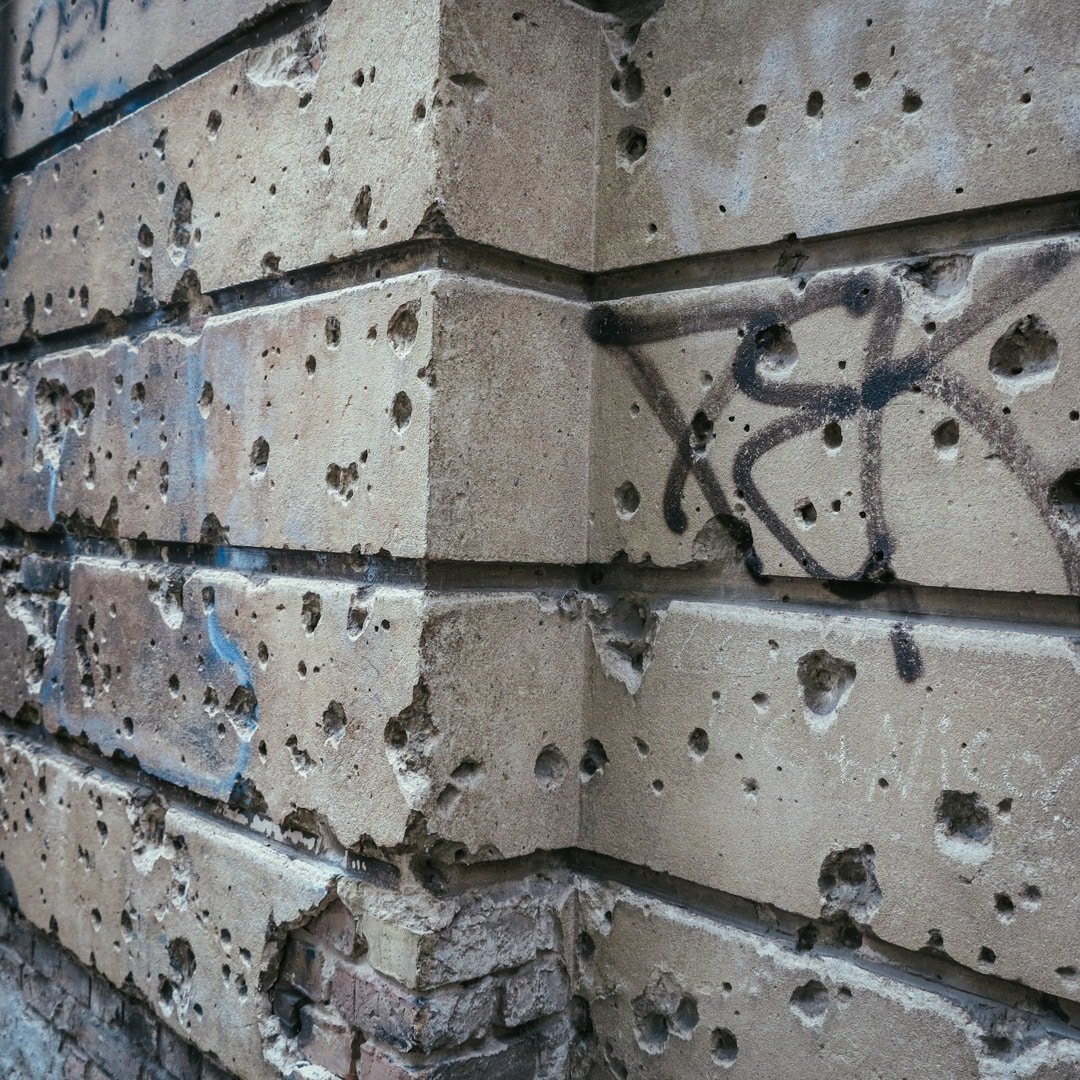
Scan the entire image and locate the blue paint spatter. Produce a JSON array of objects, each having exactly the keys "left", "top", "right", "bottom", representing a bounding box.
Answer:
[
  {"left": 203, "top": 595, "right": 259, "bottom": 794},
  {"left": 41, "top": 582, "right": 259, "bottom": 804}
]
